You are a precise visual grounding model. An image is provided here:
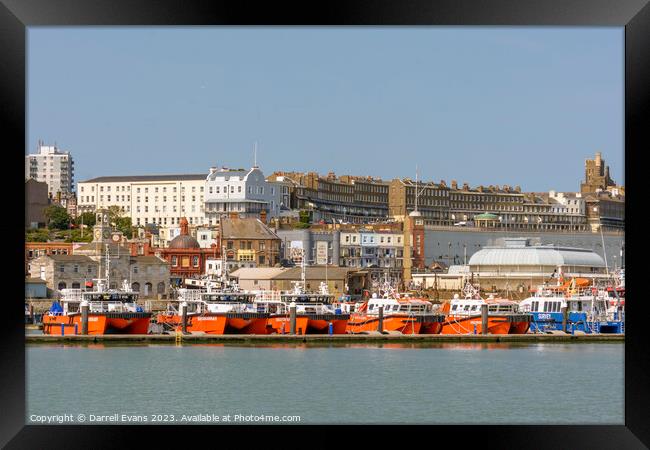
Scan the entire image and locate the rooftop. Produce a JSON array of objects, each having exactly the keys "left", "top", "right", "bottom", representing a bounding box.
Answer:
[
  {"left": 469, "top": 239, "right": 606, "bottom": 268},
  {"left": 80, "top": 174, "right": 207, "bottom": 183},
  {"left": 220, "top": 217, "right": 279, "bottom": 240}
]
